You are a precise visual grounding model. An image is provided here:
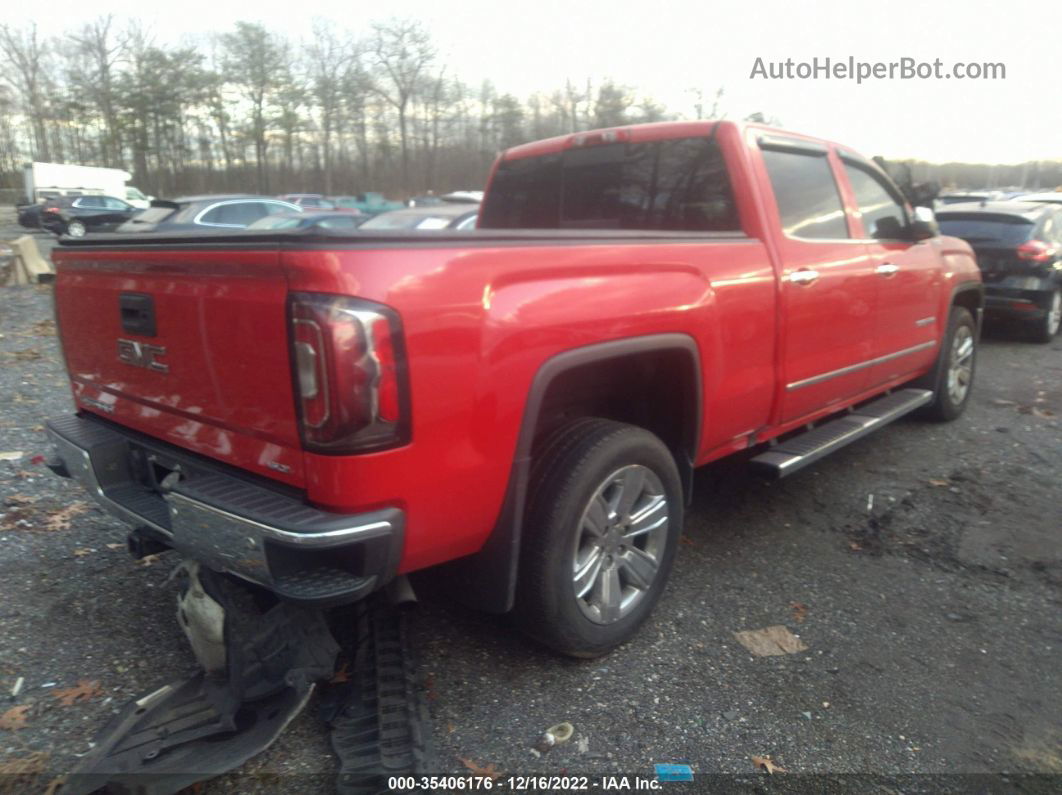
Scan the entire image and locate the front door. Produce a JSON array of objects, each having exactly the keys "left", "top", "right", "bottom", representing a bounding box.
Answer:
[{"left": 838, "top": 157, "right": 941, "bottom": 386}]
